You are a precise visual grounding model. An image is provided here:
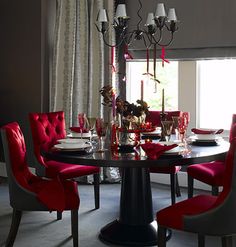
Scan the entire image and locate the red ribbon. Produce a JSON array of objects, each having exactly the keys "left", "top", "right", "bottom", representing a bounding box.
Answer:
[
  {"left": 160, "top": 46, "right": 170, "bottom": 67},
  {"left": 124, "top": 44, "right": 133, "bottom": 60}
]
